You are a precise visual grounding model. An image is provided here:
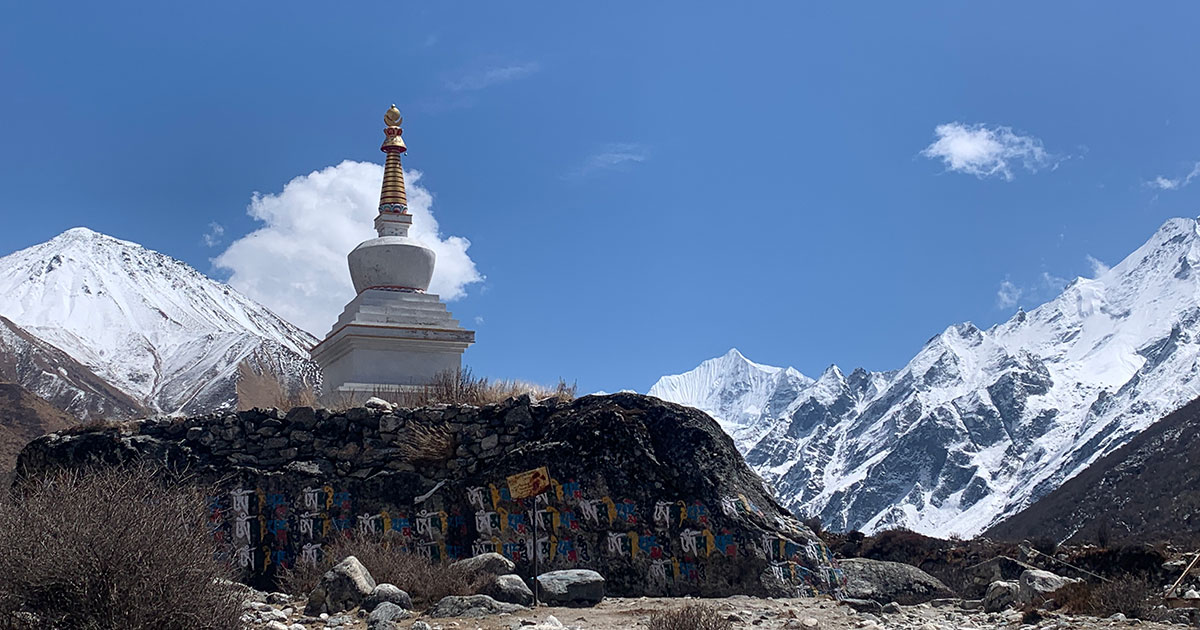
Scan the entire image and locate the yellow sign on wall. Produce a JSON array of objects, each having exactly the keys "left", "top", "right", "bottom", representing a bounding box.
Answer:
[{"left": 507, "top": 467, "right": 551, "bottom": 500}]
